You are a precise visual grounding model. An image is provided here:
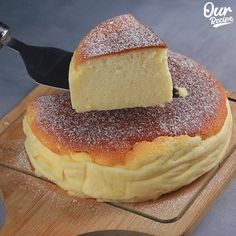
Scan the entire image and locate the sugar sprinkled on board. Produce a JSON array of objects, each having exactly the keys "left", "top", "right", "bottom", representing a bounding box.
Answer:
[{"left": 0, "top": 139, "right": 31, "bottom": 170}]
